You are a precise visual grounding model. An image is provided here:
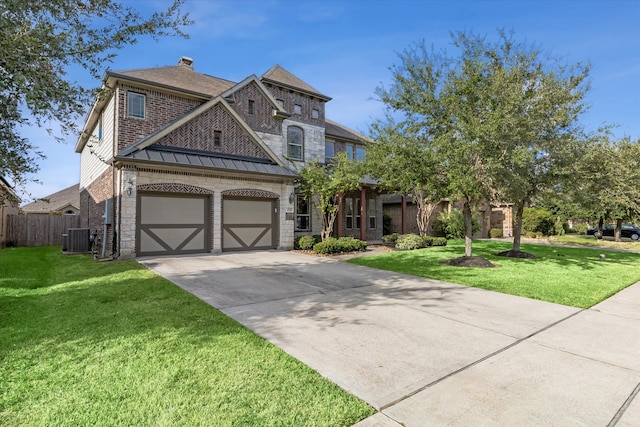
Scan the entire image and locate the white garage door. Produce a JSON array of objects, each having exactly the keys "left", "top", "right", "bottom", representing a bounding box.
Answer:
[
  {"left": 138, "top": 193, "right": 209, "bottom": 256},
  {"left": 222, "top": 198, "right": 277, "bottom": 251}
]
